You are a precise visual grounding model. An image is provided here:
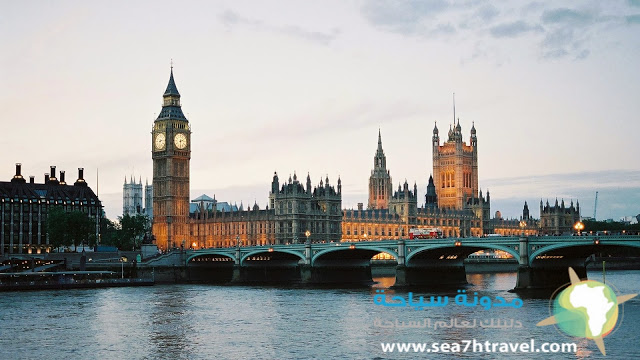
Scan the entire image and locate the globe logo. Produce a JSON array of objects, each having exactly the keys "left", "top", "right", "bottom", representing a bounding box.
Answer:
[
  {"left": 537, "top": 267, "right": 637, "bottom": 356},
  {"left": 553, "top": 280, "right": 618, "bottom": 339}
]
